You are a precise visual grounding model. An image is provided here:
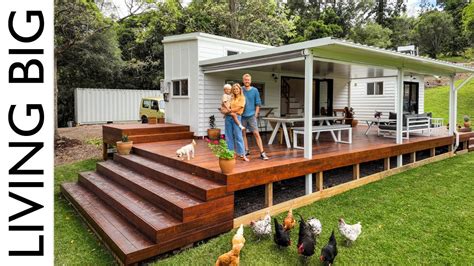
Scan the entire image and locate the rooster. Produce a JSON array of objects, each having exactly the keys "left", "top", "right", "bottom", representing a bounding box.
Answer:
[
  {"left": 283, "top": 208, "right": 296, "bottom": 231},
  {"left": 232, "top": 224, "right": 245, "bottom": 246},
  {"left": 273, "top": 218, "right": 291, "bottom": 248},
  {"left": 250, "top": 211, "right": 271, "bottom": 239},
  {"left": 307, "top": 217, "right": 322, "bottom": 237},
  {"left": 320, "top": 230, "right": 338, "bottom": 265},
  {"left": 215, "top": 243, "right": 243, "bottom": 266},
  {"left": 338, "top": 218, "right": 362, "bottom": 246},
  {"left": 297, "top": 214, "right": 316, "bottom": 258}
]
